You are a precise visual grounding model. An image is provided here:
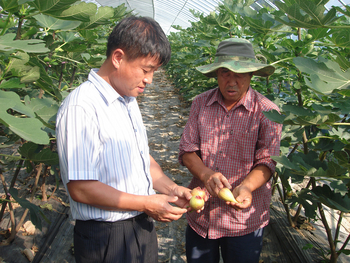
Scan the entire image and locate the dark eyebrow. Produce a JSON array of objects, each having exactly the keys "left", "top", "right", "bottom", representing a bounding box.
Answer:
[{"left": 144, "top": 63, "right": 161, "bottom": 70}]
